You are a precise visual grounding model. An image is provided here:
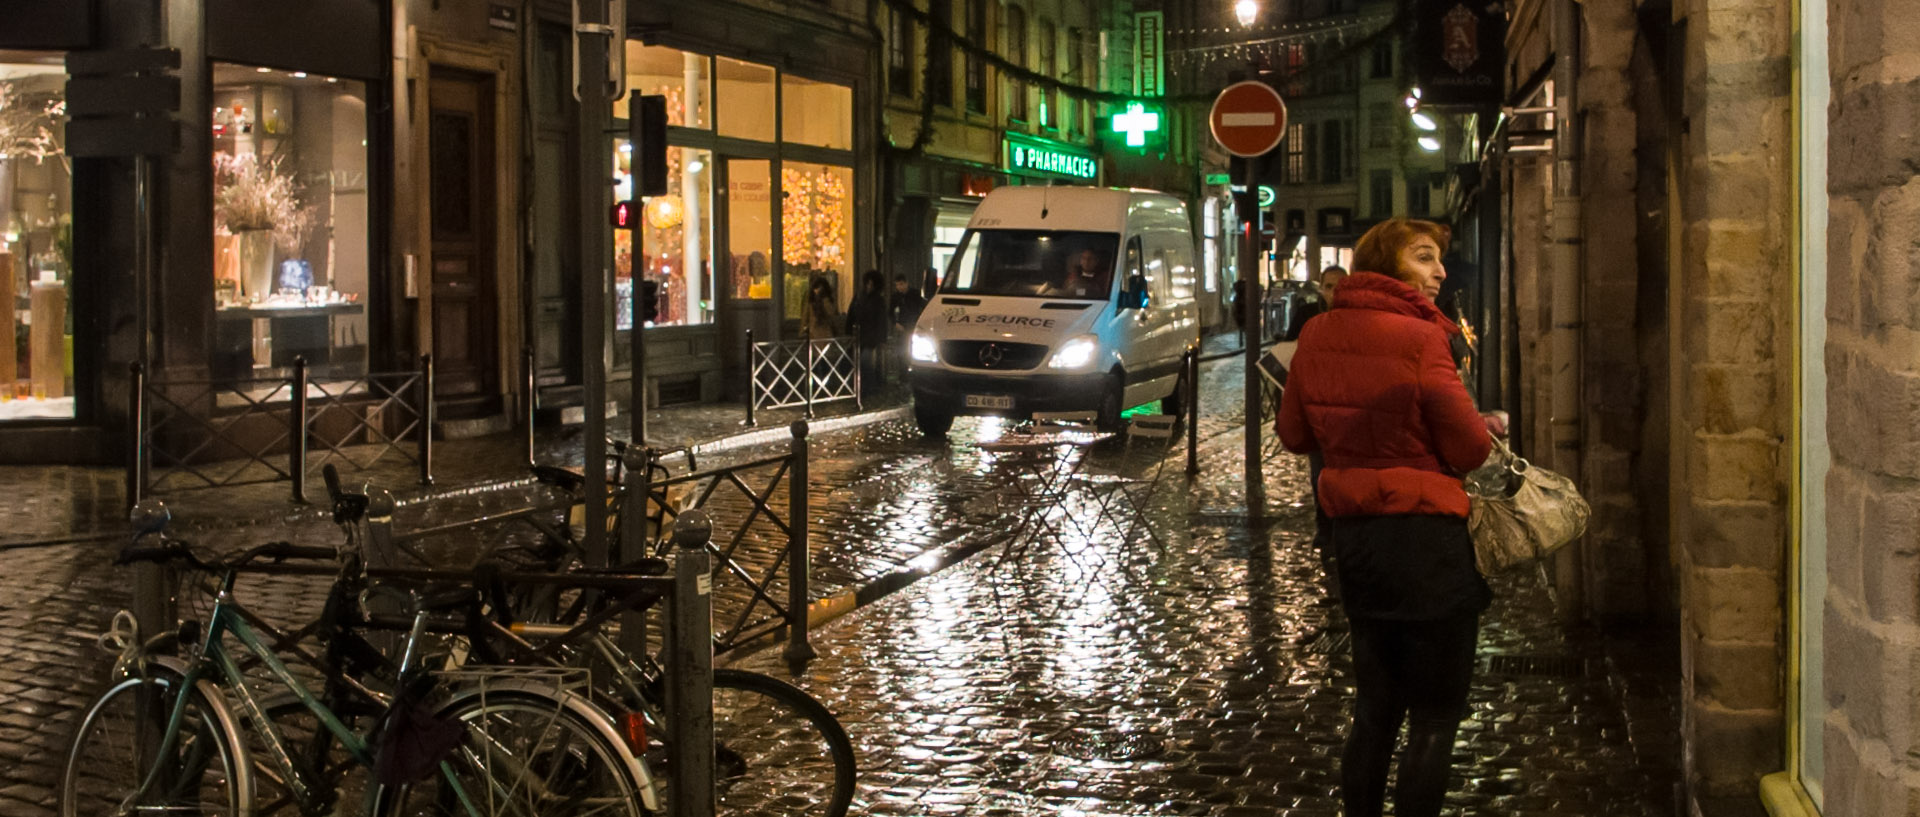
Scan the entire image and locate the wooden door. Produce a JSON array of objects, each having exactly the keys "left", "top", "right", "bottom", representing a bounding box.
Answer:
[{"left": 428, "top": 71, "right": 497, "bottom": 400}]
